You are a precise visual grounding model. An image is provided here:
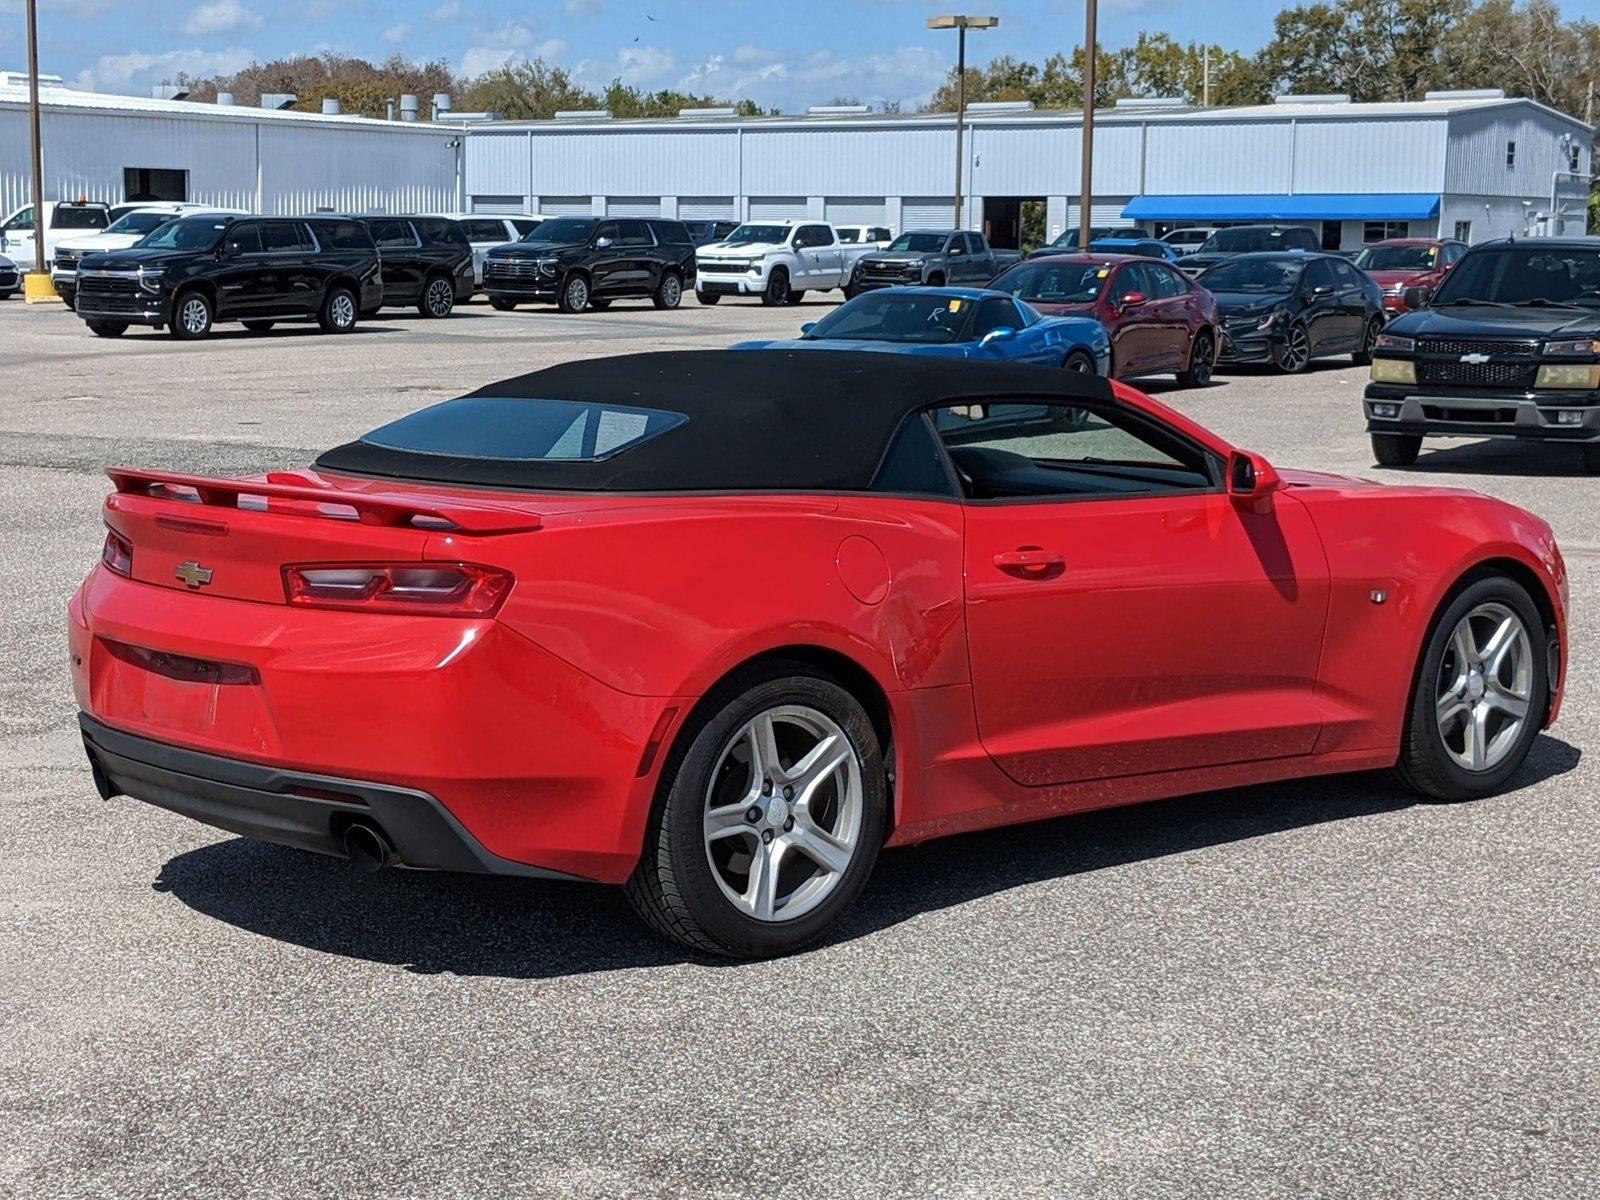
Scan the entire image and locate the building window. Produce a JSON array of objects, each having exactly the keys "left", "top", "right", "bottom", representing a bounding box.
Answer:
[
  {"left": 1569, "top": 145, "right": 1582, "bottom": 172},
  {"left": 1505, "top": 140, "right": 1516, "bottom": 168},
  {"left": 1320, "top": 221, "right": 1342, "bottom": 251},
  {"left": 124, "top": 167, "right": 187, "bottom": 202},
  {"left": 1363, "top": 221, "right": 1410, "bottom": 243},
  {"left": 1453, "top": 220, "right": 1472, "bottom": 243}
]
